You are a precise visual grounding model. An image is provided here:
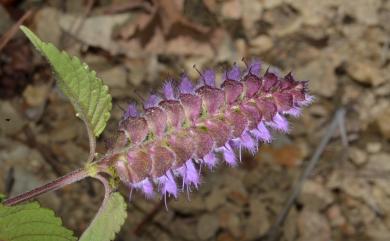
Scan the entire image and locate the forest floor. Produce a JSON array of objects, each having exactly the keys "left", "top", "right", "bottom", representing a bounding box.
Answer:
[{"left": 1, "top": 0, "right": 390, "bottom": 241}]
